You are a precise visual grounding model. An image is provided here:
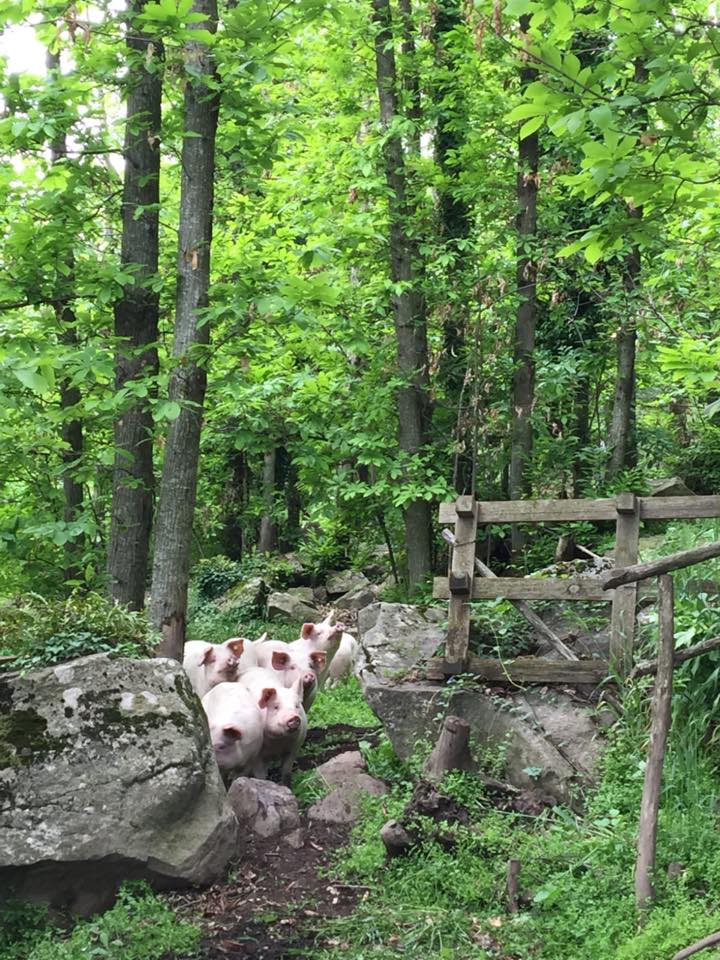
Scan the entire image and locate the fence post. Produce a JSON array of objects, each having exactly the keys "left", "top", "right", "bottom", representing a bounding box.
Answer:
[
  {"left": 611, "top": 491, "right": 640, "bottom": 675},
  {"left": 444, "top": 495, "right": 477, "bottom": 673},
  {"left": 635, "top": 573, "right": 675, "bottom": 911}
]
